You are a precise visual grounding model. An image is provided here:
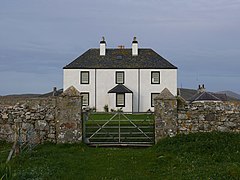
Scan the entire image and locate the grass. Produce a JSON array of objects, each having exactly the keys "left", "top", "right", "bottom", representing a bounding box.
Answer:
[
  {"left": 85, "top": 112, "right": 154, "bottom": 125},
  {"left": 0, "top": 132, "right": 240, "bottom": 179},
  {"left": 84, "top": 112, "right": 155, "bottom": 144}
]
